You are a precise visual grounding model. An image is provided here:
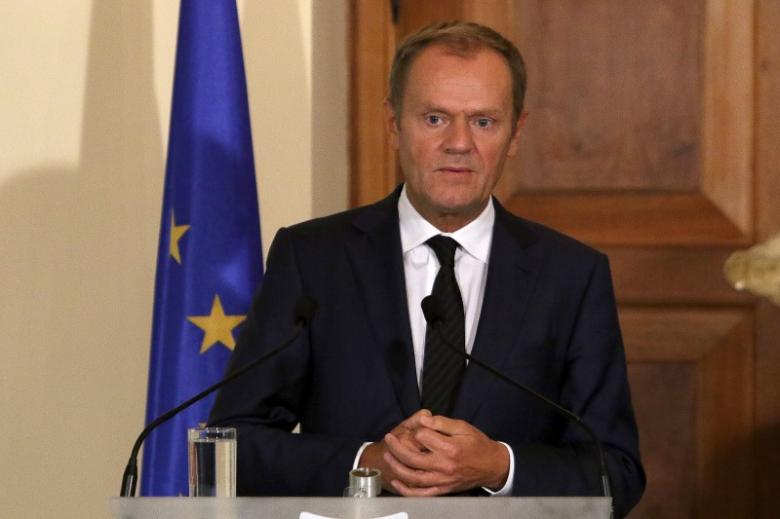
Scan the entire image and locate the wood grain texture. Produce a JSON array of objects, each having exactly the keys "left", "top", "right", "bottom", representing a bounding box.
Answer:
[
  {"left": 627, "top": 363, "right": 696, "bottom": 519},
  {"left": 620, "top": 308, "right": 747, "bottom": 362},
  {"left": 503, "top": 192, "right": 749, "bottom": 247},
  {"left": 696, "top": 312, "right": 754, "bottom": 518},
  {"left": 605, "top": 247, "right": 756, "bottom": 305},
  {"left": 349, "top": 0, "right": 397, "bottom": 206},
  {"left": 755, "top": 302, "right": 780, "bottom": 519},
  {"left": 503, "top": 0, "right": 702, "bottom": 192},
  {"left": 755, "top": 2, "right": 780, "bottom": 516},
  {"left": 396, "top": 0, "right": 463, "bottom": 33},
  {"left": 700, "top": 0, "right": 754, "bottom": 237},
  {"left": 757, "top": 0, "right": 780, "bottom": 241},
  {"left": 622, "top": 309, "right": 755, "bottom": 518}
]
